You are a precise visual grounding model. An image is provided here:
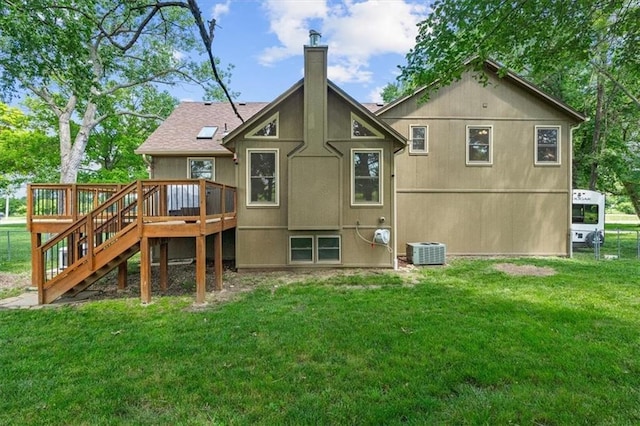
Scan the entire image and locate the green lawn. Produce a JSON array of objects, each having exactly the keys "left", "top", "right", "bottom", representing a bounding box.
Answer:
[
  {"left": 0, "top": 223, "right": 31, "bottom": 273},
  {"left": 1, "top": 257, "right": 639, "bottom": 424}
]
